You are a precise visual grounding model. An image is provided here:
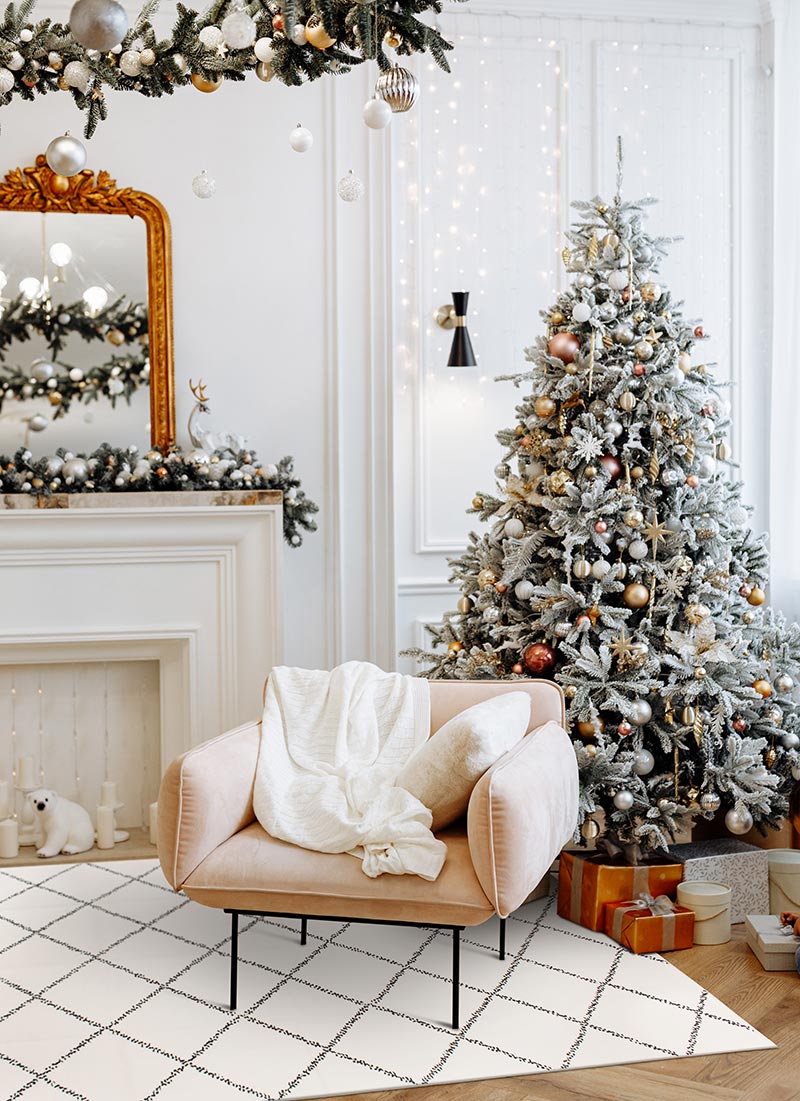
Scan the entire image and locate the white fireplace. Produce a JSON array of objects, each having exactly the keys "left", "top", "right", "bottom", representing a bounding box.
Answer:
[{"left": 0, "top": 496, "right": 283, "bottom": 857}]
